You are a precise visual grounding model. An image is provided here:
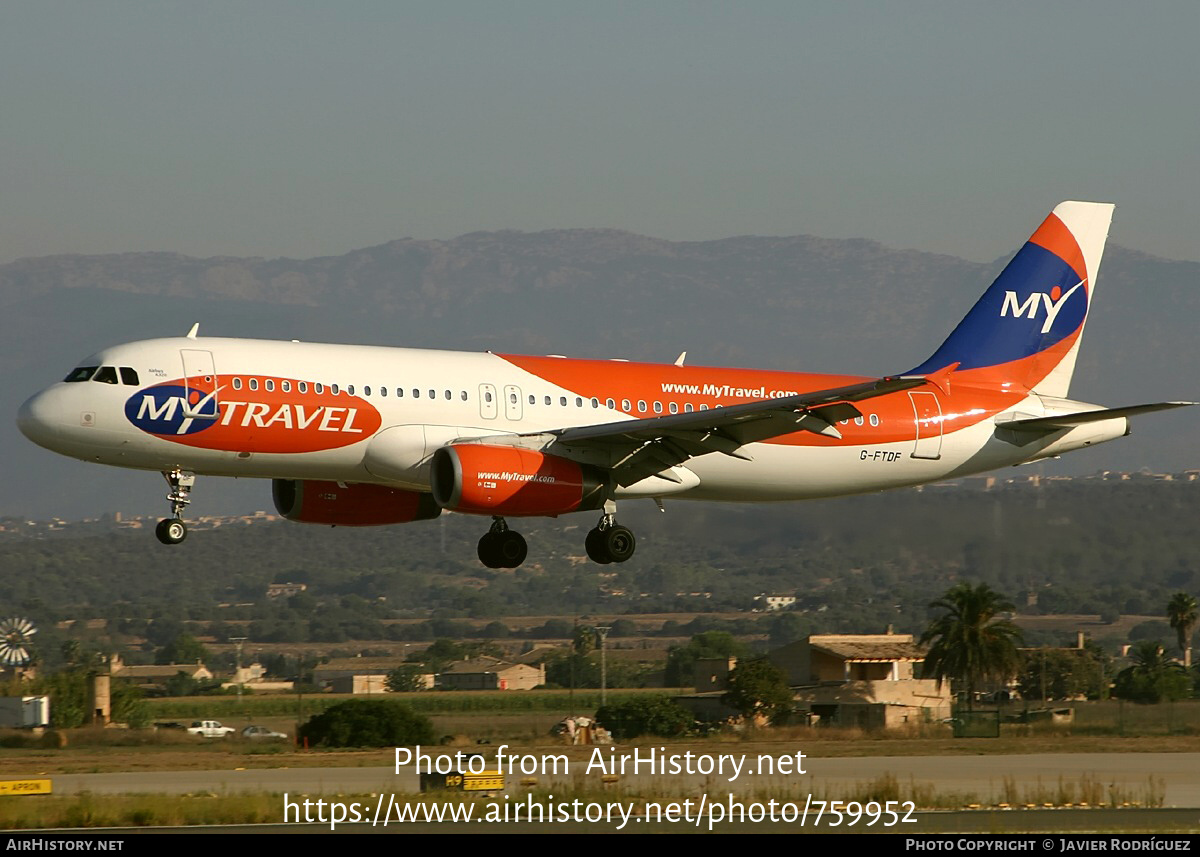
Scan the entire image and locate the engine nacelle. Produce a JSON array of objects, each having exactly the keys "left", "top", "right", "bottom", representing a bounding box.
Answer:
[
  {"left": 431, "top": 444, "right": 607, "bottom": 516},
  {"left": 272, "top": 479, "right": 441, "bottom": 526}
]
